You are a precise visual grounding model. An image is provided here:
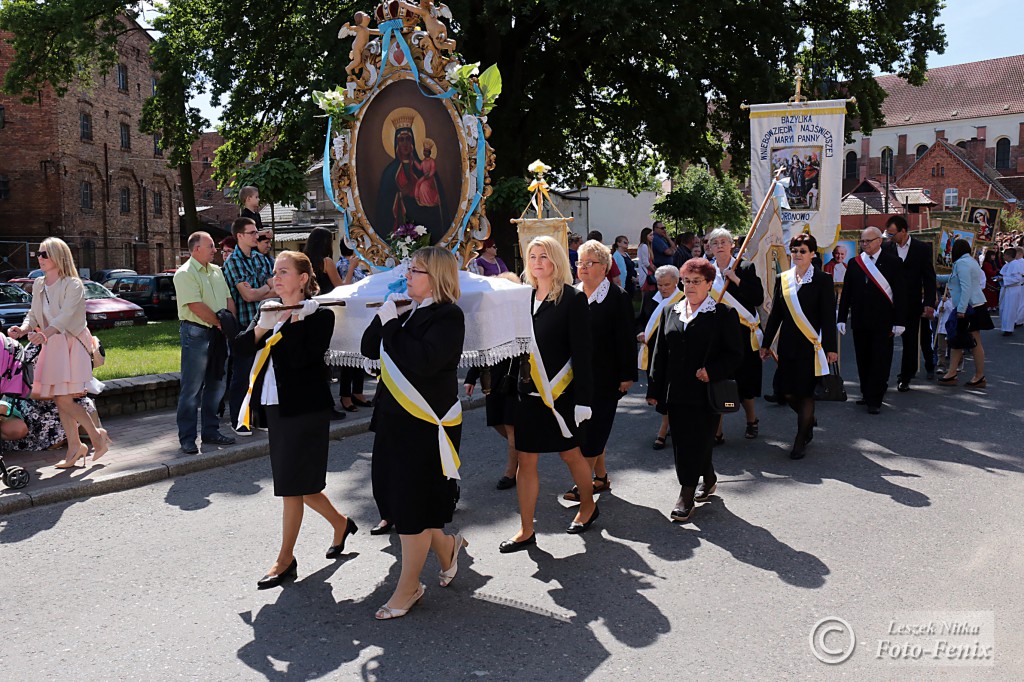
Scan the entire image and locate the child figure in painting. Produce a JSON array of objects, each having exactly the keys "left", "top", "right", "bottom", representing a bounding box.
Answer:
[{"left": 414, "top": 139, "right": 441, "bottom": 208}]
